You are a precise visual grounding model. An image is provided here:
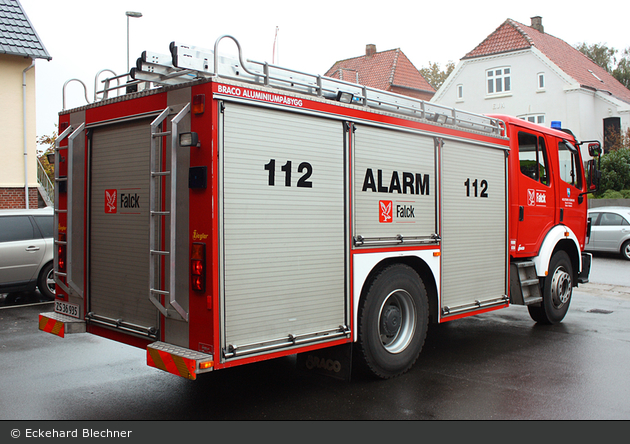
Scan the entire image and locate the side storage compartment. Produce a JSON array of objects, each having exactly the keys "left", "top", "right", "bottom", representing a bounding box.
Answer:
[
  {"left": 439, "top": 139, "right": 509, "bottom": 318},
  {"left": 219, "top": 102, "right": 349, "bottom": 360}
]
